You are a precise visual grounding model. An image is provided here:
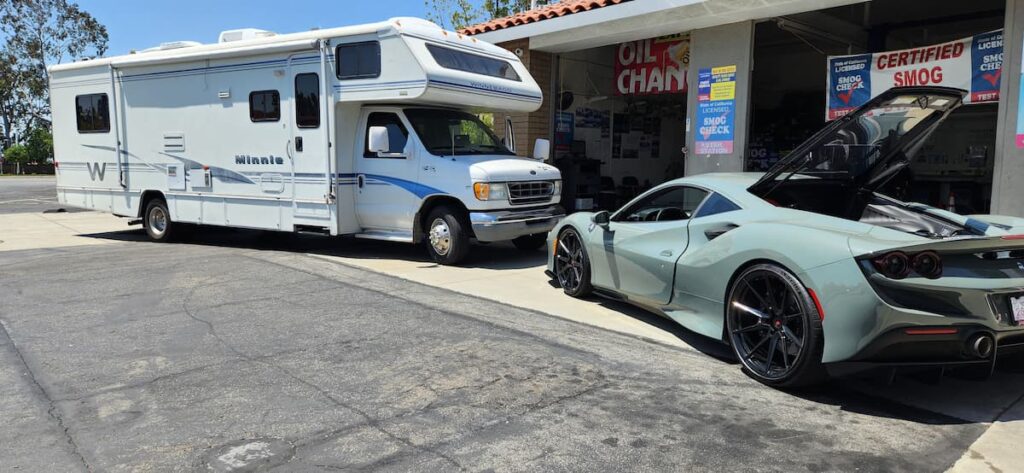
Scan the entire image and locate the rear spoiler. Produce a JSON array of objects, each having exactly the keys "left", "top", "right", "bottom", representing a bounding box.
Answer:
[{"left": 855, "top": 234, "right": 1024, "bottom": 258}]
